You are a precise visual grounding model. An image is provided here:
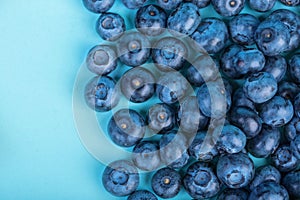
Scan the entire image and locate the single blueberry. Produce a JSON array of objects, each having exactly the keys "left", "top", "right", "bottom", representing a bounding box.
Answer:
[
  {"left": 157, "top": 0, "right": 183, "bottom": 10},
  {"left": 262, "top": 55, "right": 287, "bottom": 82},
  {"left": 102, "top": 160, "right": 139, "bottom": 197},
  {"left": 248, "top": 0, "right": 276, "bottom": 12},
  {"left": 96, "top": 13, "right": 126, "bottom": 41},
  {"left": 260, "top": 96, "right": 294, "bottom": 127},
  {"left": 85, "top": 76, "right": 120, "bottom": 112},
  {"left": 127, "top": 190, "right": 157, "bottom": 200},
  {"left": 294, "top": 93, "right": 300, "bottom": 117},
  {"left": 249, "top": 182, "right": 289, "bottom": 200},
  {"left": 247, "top": 125, "right": 280, "bottom": 158},
  {"left": 271, "top": 144, "right": 299, "bottom": 172},
  {"left": 120, "top": 67, "right": 155, "bottom": 103},
  {"left": 217, "top": 188, "right": 249, "bottom": 200},
  {"left": 285, "top": 115, "right": 300, "bottom": 142},
  {"left": 211, "top": 0, "right": 245, "bottom": 17},
  {"left": 183, "top": 162, "right": 220, "bottom": 199},
  {"left": 279, "top": 0, "right": 300, "bottom": 6},
  {"left": 291, "top": 135, "right": 300, "bottom": 159},
  {"left": 135, "top": 5, "right": 167, "bottom": 36},
  {"left": 277, "top": 81, "right": 300, "bottom": 101},
  {"left": 107, "top": 109, "right": 145, "bottom": 147},
  {"left": 122, "top": 0, "right": 147, "bottom": 9},
  {"left": 83, "top": 0, "right": 115, "bottom": 13},
  {"left": 216, "top": 152, "right": 255, "bottom": 189},
  {"left": 289, "top": 53, "right": 300, "bottom": 84},
  {"left": 232, "top": 88, "right": 256, "bottom": 111},
  {"left": 282, "top": 170, "right": 300, "bottom": 199},
  {"left": 151, "top": 167, "right": 181, "bottom": 198}
]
